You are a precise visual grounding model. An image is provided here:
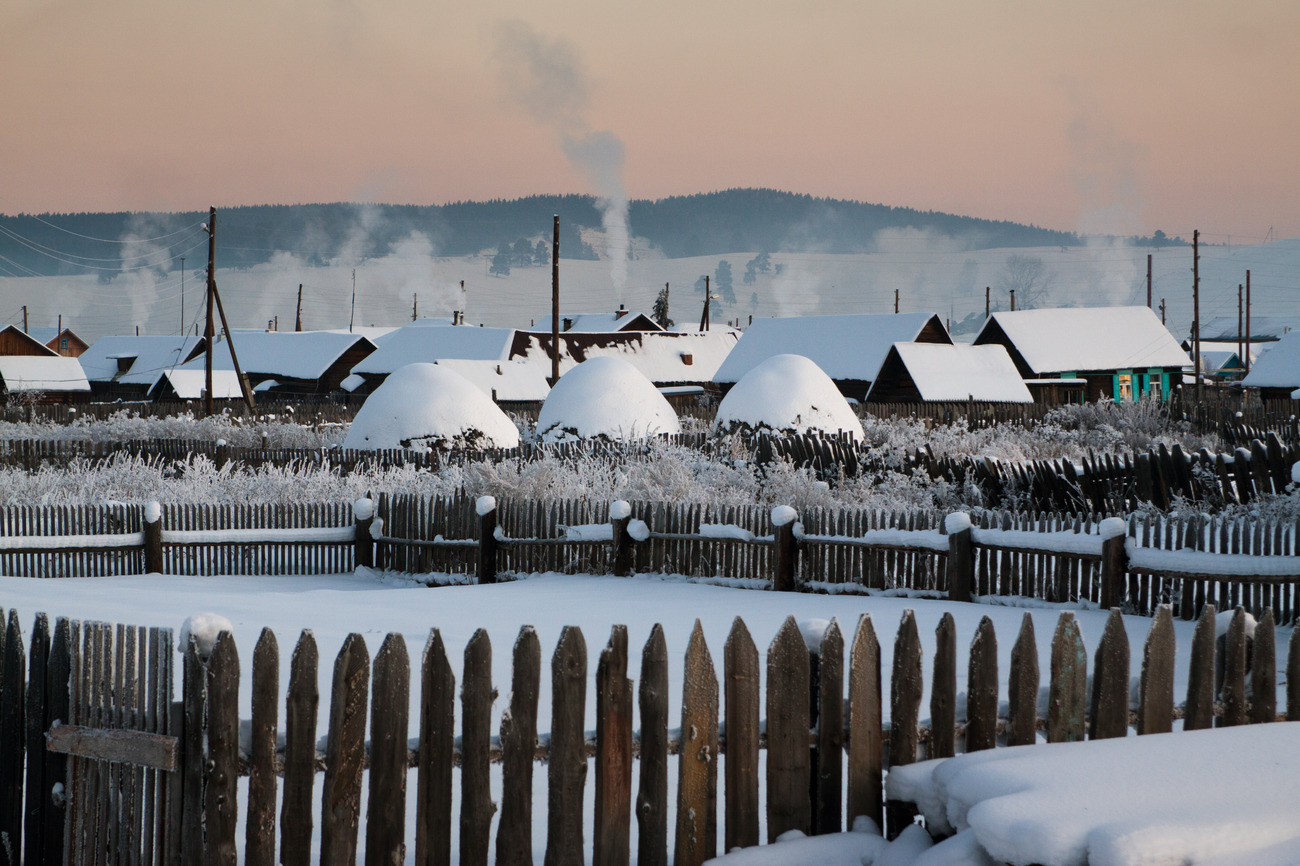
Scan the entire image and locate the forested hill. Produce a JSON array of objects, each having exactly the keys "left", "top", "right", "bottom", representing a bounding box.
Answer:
[{"left": 0, "top": 189, "right": 1081, "bottom": 276}]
